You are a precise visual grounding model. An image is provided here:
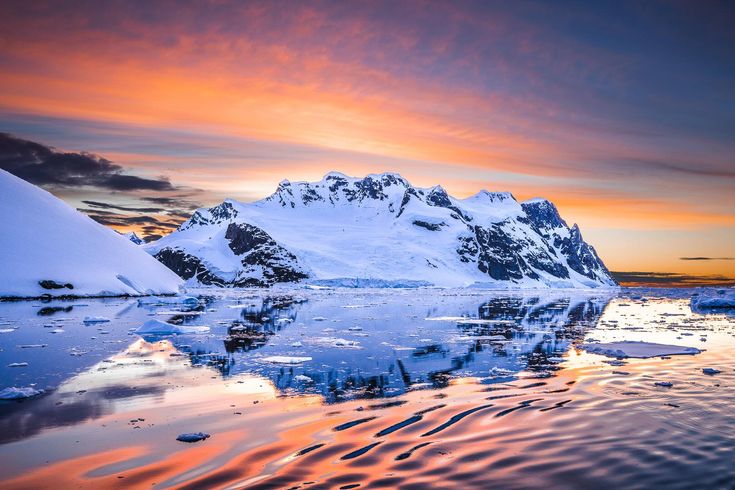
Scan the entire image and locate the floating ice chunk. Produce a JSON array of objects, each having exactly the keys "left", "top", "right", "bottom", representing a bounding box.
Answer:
[
  {"left": 0, "top": 329, "right": 16, "bottom": 333},
  {"left": 580, "top": 341, "right": 700, "bottom": 358},
  {"left": 310, "top": 337, "right": 360, "bottom": 348},
  {"left": 83, "top": 316, "right": 110, "bottom": 324},
  {"left": 703, "top": 368, "right": 721, "bottom": 375},
  {"left": 138, "top": 296, "right": 199, "bottom": 306},
  {"left": 454, "top": 335, "right": 507, "bottom": 342},
  {"left": 0, "top": 386, "right": 44, "bottom": 399},
  {"left": 425, "top": 316, "right": 470, "bottom": 321},
  {"left": 294, "top": 375, "right": 313, "bottom": 383},
  {"left": 135, "top": 319, "right": 210, "bottom": 335},
  {"left": 290, "top": 341, "right": 303, "bottom": 347},
  {"left": 260, "top": 356, "right": 312, "bottom": 365},
  {"left": 8, "top": 362, "right": 28, "bottom": 367},
  {"left": 312, "top": 316, "right": 328, "bottom": 321},
  {"left": 176, "top": 432, "right": 210, "bottom": 443}
]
